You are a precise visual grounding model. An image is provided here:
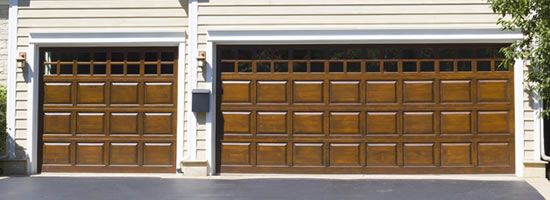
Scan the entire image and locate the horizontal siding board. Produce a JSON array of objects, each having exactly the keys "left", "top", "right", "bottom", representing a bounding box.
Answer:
[
  {"left": 17, "top": 27, "right": 188, "bottom": 37},
  {"left": 19, "top": 8, "right": 187, "bottom": 18},
  {"left": 19, "top": 0, "right": 186, "bottom": 9},
  {"left": 197, "top": 24, "right": 501, "bottom": 33},
  {"left": 203, "top": 0, "right": 490, "bottom": 6},
  {"left": 198, "top": 14, "right": 499, "bottom": 25},
  {"left": 199, "top": 5, "right": 493, "bottom": 16},
  {"left": 19, "top": 18, "right": 187, "bottom": 27}
]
